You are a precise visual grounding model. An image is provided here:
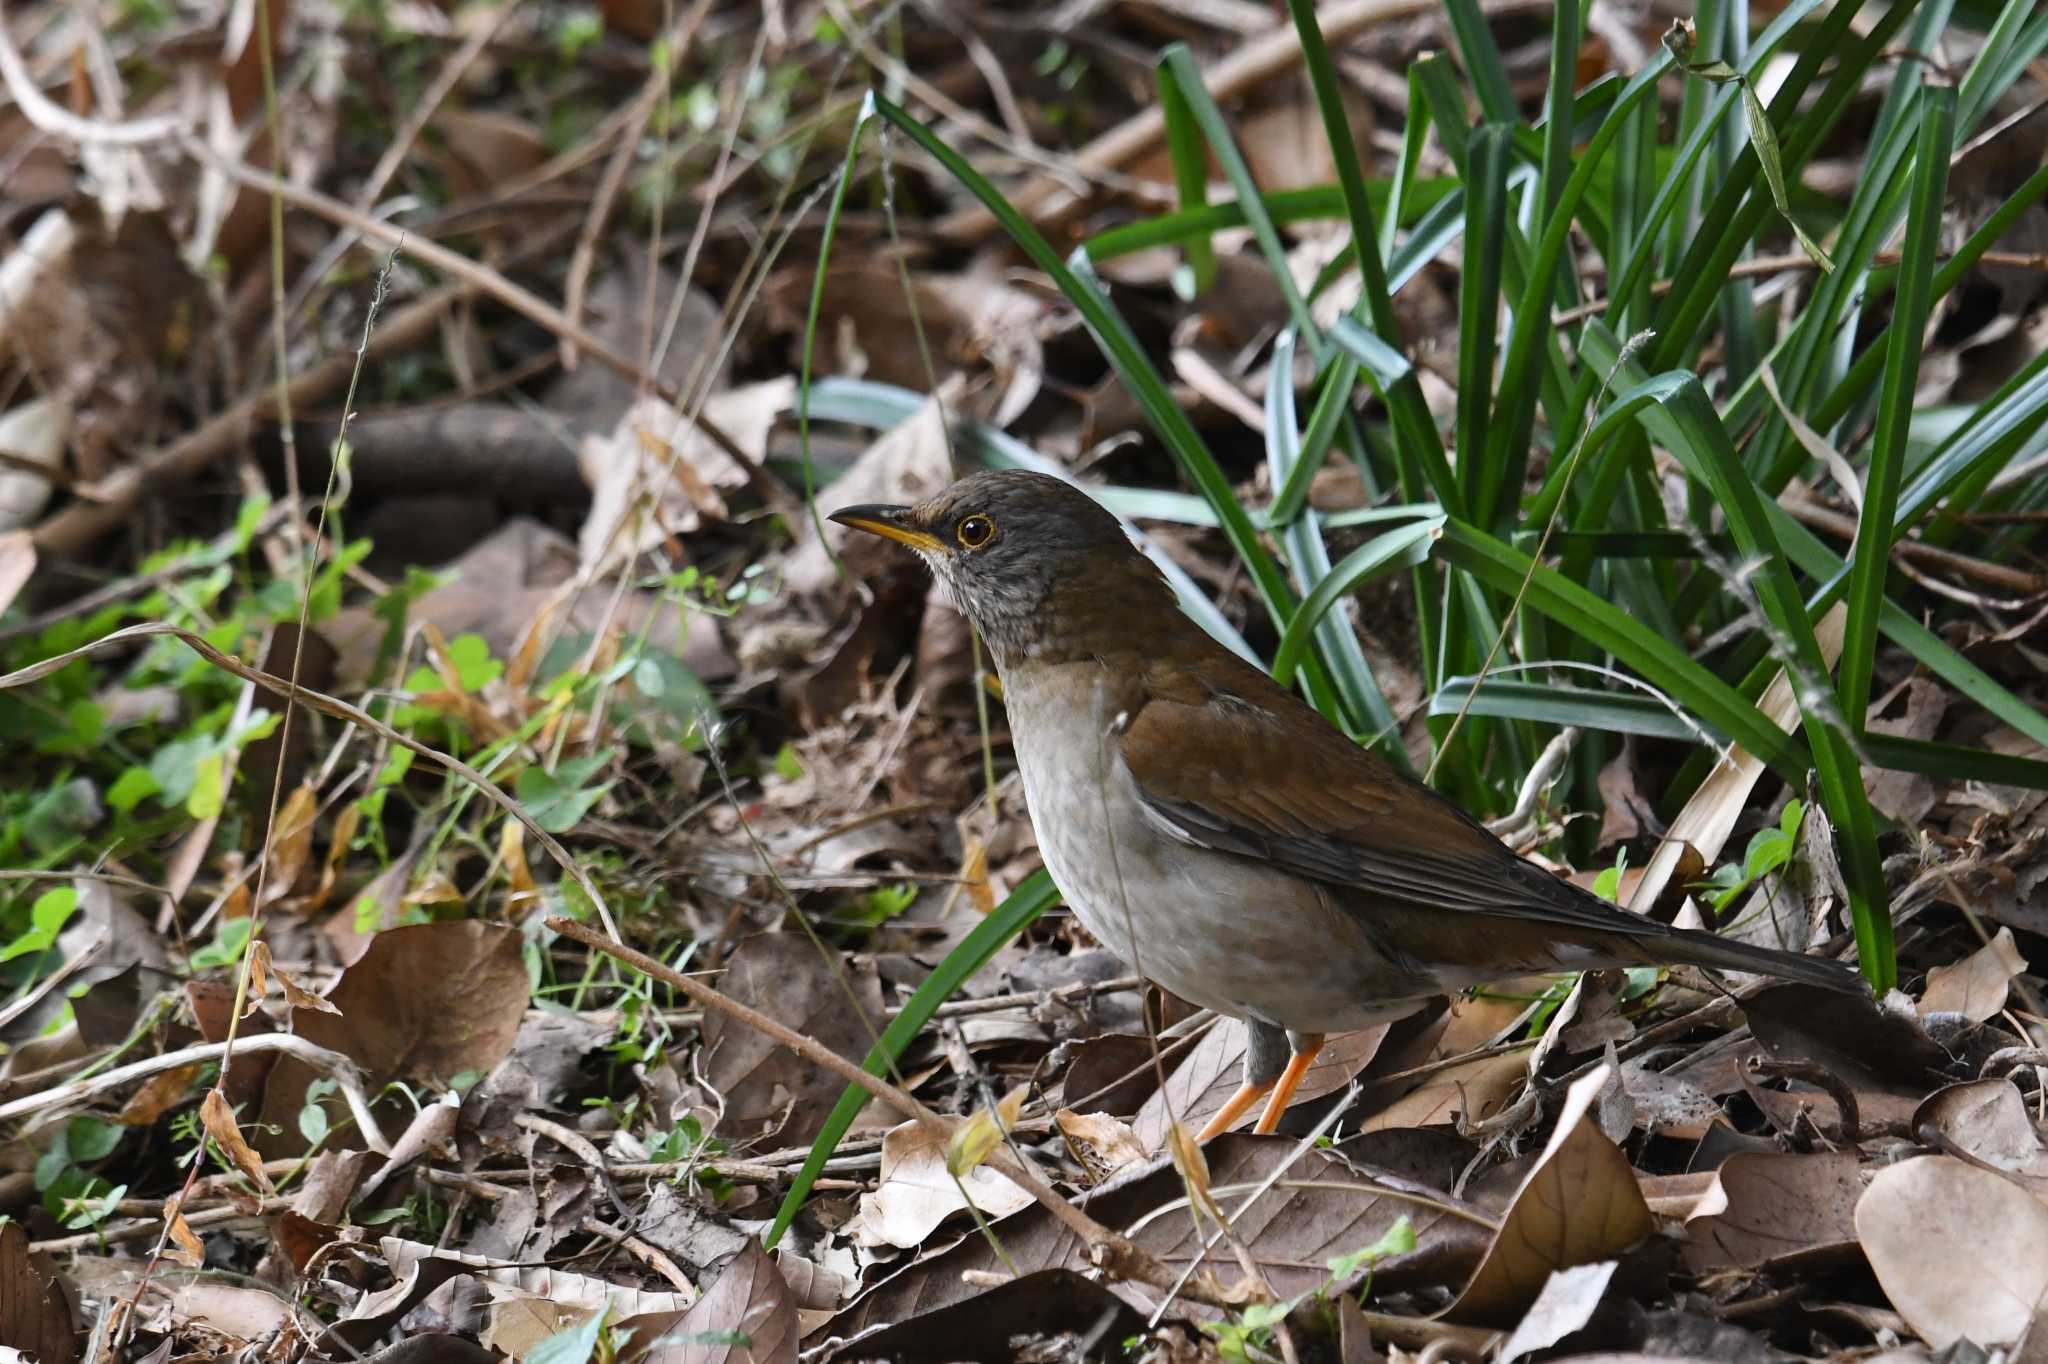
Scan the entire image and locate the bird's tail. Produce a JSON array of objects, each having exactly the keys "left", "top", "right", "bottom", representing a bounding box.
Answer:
[{"left": 1642, "top": 920, "right": 1865, "bottom": 995}]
